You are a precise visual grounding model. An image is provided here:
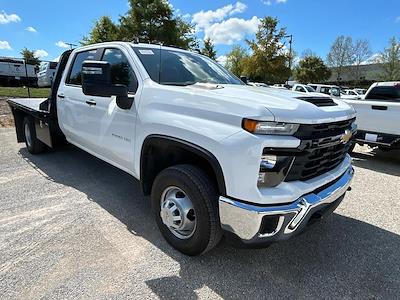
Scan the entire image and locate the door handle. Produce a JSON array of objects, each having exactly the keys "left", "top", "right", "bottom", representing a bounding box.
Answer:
[
  {"left": 371, "top": 105, "right": 387, "bottom": 111},
  {"left": 57, "top": 93, "right": 65, "bottom": 99},
  {"left": 86, "top": 99, "right": 97, "bottom": 106}
]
